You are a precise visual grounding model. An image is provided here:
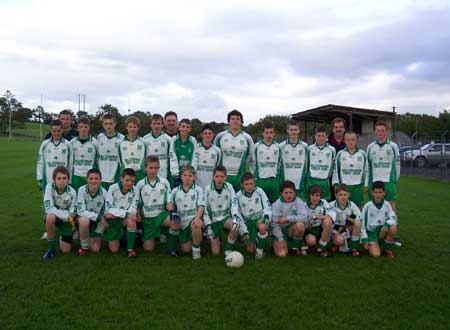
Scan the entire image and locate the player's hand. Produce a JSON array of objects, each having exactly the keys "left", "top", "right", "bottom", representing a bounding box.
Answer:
[
  {"left": 363, "top": 186, "right": 368, "bottom": 193},
  {"left": 278, "top": 216, "right": 287, "bottom": 224},
  {"left": 363, "top": 242, "right": 369, "bottom": 250},
  {"left": 206, "top": 226, "right": 214, "bottom": 240},
  {"left": 231, "top": 217, "right": 241, "bottom": 232},
  {"left": 101, "top": 217, "right": 109, "bottom": 229},
  {"left": 166, "top": 202, "right": 174, "bottom": 212}
]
